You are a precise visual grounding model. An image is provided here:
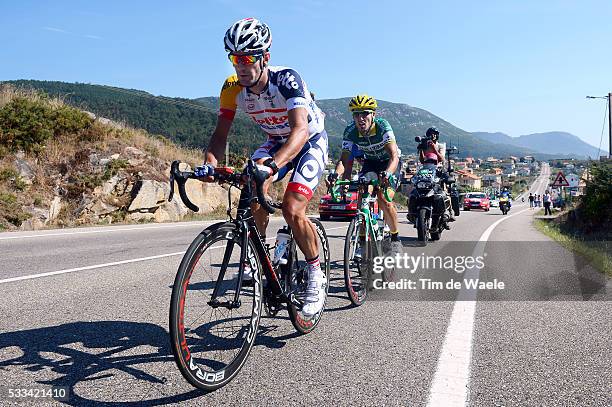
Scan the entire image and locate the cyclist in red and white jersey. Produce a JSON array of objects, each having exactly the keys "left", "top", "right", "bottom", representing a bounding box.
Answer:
[{"left": 200, "top": 18, "right": 328, "bottom": 316}]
